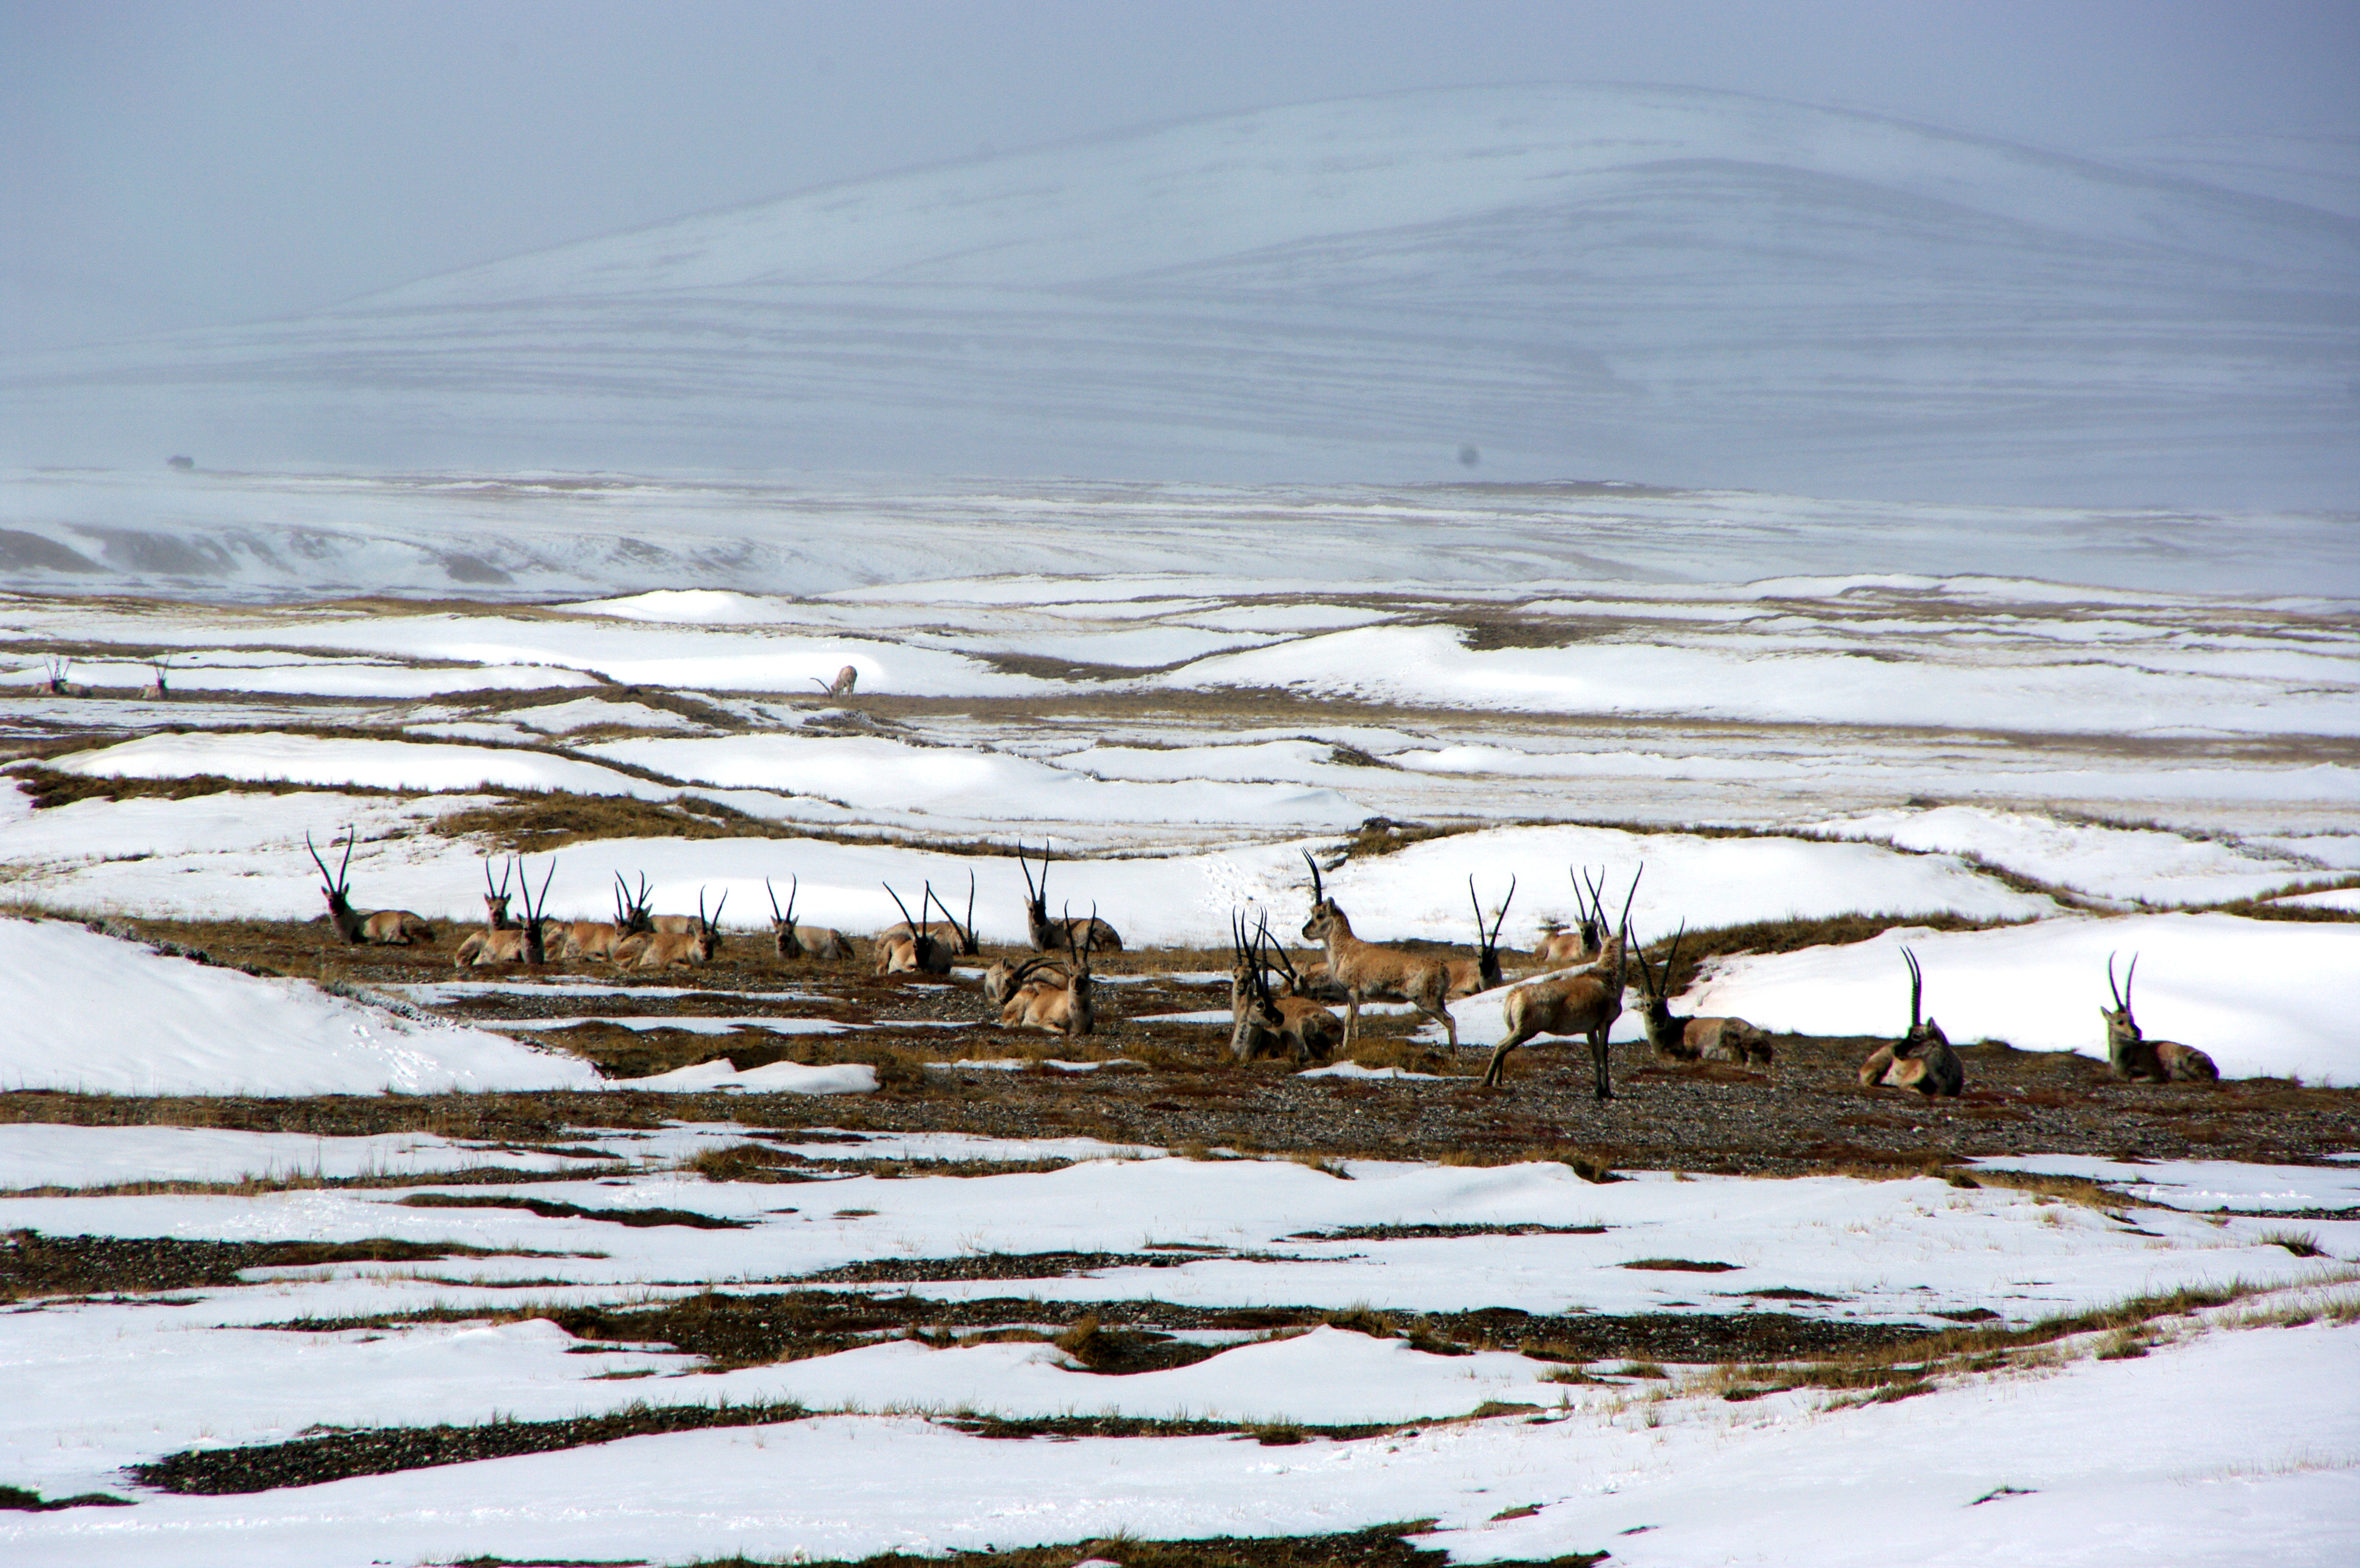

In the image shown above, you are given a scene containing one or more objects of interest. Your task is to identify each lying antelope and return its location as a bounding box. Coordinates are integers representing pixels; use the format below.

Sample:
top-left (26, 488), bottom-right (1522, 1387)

top-left (464, 859), bottom-right (558, 966)
top-left (560, 873), bottom-right (655, 962)
top-left (1481, 870), bottom-right (1639, 1094)
top-left (1444, 875), bottom-right (1516, 998)
top-left (43, 657), bottom-right (73, 696)
top-left (1000, 907), bottom-right (1098, 1035)
top-left (1017, 841), bottom-right (1123, 952)
top-left (615, 888), bottom-right (723, 969)
top-left (874, 883), bottom-right (956, 976)
top-left (767, 876), bottom-right (858, 961)
top-left (1858, 947), bottom-right (1964, 1095)
top-left (1229, 913), bottom-right (1340, 1066)
top-left (1632, 922), bottom-right (1774, 1066)
top-left (2102, 953), bottom-right (2219, 1084)
top-left (306, 830), bottom-right (436, 946)
top-left (1533, 867), bottom-right (1606, 968)
top-left (877, 870), bottom-right (980, 959)
top-left (453, 856), bottom-right (518, 965)
top-left (1299, 850), bottom-right (1457, 1052)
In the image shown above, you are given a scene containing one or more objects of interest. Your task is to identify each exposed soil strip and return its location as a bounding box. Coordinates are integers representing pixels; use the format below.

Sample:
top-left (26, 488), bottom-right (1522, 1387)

top-left (0, 1231), bottom-right (590, 1303)
top-left (395, 1194), bottom-right (748, 1230)
top-left (1288, 1223), bottom-right (1609, 1241)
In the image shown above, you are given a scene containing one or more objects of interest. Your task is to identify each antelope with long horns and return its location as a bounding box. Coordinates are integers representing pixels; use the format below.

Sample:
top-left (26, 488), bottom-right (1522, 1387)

top-left (1299, 850), bottom-right (1458, 1052)
top-left (1533, 867), bottom-right (1606, 968)
top-left (874, 883), bottom-right (957, 975)
top-left (560, 873), bottom-right (655, 962)
top-left (615, 888), bottom-right (722, 970)
top-left (453, 856), bottom-right (517, 965)
top-left (305, 830), bottom-right (436, 946)
top-left (878, 870), bottom-right (980, 959)
top-left (1858, 947), bottom-right (1964, 1095)
top-left (767, 876), bottom-right (858, 961)
top-left (1444, 875), bottom-right (1516, 998)
top-left (813, 665), bottom-right (858, 698)
top-left (1633, 922), bottom-right (1774, 1066)
top-left (1481, 869), bottom-right (1640, 1094)
top-left (464, 859), bottom-right (557, 966)
top-left (2102, 953), bottom-right (2219, 1084)
top-left (1230, 913), bottom-right (1340, 1066)
top-left (1001, 906), bottom-right (1098, 1035)
top-left (1016, 841), bottom-right (1123, 952)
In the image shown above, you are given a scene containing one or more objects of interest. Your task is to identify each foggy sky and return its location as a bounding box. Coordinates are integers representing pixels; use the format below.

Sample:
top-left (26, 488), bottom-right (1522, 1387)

top-left (4, 0), bottom-right (2357, 354)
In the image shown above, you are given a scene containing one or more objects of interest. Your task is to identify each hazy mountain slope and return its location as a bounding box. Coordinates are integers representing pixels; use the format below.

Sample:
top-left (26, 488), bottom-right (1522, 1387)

top-left (4, 86), bottom-right (2353, 505)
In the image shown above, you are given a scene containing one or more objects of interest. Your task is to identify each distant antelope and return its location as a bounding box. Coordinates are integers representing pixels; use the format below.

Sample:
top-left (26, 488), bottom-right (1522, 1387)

top-left (1632, 923), bottom-right (1774, 1066)
top-left (453, 856), bottom-right (518, 965)
top-left (1481, 870), bottom-right (1640, 1093)
top-left (1016, 841), bottom-right (1123, 952)
top-left (1858, 947), bottom-right (1964, 1095)
top-left (42, 657), bottom-right (72, 696)
top-left (813, 665), bottom-right (858, 698)
top-left (616, 888), bottom-right (722, 970)
top-left (767, 876), bottom-right (858, 961)
top-left (2102, 953), bottom-right (2219, 1084)
top-left (875, 883), bottom-right (956, 975)
top-left (462, 858), bottom-right (558, 966)
top-left (1444, 875), bottom-right (1516, 998)
top-left (305, 830), bottom-right (436, 946)
top-left (1534, 867), bottom-right (1606, 968)
top-left (1001, 906), bottom-right (1098, 1035)
top-left (1229, 912), bottom-right (1340, 1066)
top-left (560, 872), bottom-right (655, 961)
top-left (1299, 850), bottom-right (1458, 1052)
top-left (147, 657), bottom-right (172, 700)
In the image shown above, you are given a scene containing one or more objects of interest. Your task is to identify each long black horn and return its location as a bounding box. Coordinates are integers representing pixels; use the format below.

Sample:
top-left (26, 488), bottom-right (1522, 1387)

top-left (1903, 947), bottom-right (1922, 1030)
top-left (338, 830), bottom-right (354, 888)
top-left (766, 877), bottom-right (783, 924)
top-left (1302, 848), bottom-right (1324, 900)
top-left (2106, 952), bottom-right (2122, 1011)
top-left (2124, 953), bottom-right (2137, 1019)
top-left (1017, 843), bottom-right (1037, 904)
top-left (883, 882), bottom-right (918, 930)
top-left (964, 870), bottom-right (977, 951)
top-left (787, 873), bottom-right (798, 926)
top-left (305, 830), bottom-right (335, 888)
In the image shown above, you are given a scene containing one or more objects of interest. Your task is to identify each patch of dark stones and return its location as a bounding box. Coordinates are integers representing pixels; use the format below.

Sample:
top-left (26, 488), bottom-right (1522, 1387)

top-left (0, 1230), bottom-right (588, 1302)
top-left (396, 1194), bottom-right (749, 1229)
top-left (1288, 1223), bottom-right (1609, 1241)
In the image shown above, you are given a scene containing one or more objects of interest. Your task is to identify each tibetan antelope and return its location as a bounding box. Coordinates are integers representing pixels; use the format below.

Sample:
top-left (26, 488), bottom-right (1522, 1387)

top-left (1534, 866), bottom-right (1607, 968)
top-left (1000, 908), bottom-right (1098, 1035)
top-left (42, 657), bottom-right (73, 697)
top-left (615, 888), bottom-right (722, 969)
top-left (2102, 953), bottom-right (2220, 1084)
top-left (453, 856), bottom-right (518, 965)
top-left (147, 658), bottom-right (171, 700)
top-left (767, 876), bottom-right (858, 961)
top-left (1858, 947), bottom-right (1964, 1096)
top-left (1481, 870), bottom-right (1639, 1094)
top-left (1229, 913), bottom-right (1340, 1066)
top-left (560, 872), bottom-right (655, 961)
top-left (877, 870), bottom-right (980, 959)
top-left (305, 830), bottom-right (436, 946)
top-left (874, 883), bottom-right (956, 976)
top-left (1016, 841), bottom-right (1123, 952)
top-left (1633, 923), bottom-right (1774, 1066)
top-left (812, 665), bottom-right (859, 698)
top-left (1299, 850), bottom-right (1458, 1051)
top-left (1444, 875), bottom-right (1516, 998)
top-left (463, 859), bottom-right (558, 966)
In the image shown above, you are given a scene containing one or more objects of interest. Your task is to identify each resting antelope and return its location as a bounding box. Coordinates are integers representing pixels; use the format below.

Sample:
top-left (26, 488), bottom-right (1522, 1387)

top-left (877, 870), bottom-right (981, 959)
top-left (2102, 953), bottom-right (2219, 1084)
top-left (1000, 909), bottom-right (1098, 1035)
top-left (767, 876), bottom-right (858, 961)
top-left (464, 859), bottom-right (558, 966)
top-left (43, 657), bottom-right (73, 696)
top-left (560, 873), bottom-right (655, 961)
top-left (874, 883), bottom-right (957, 976)
top-left (1534, 867), bottom-right (1606, 968)
top-left (453, 856), bottom-right (519, 965)
top-left (615, 888), bottom-right (722, 970)
top-left (306, 830), bottom-right (436, 946)
top-left (1444, 876), bottom-right (1516, 998)
top-left (1229, 913), bottom-right (1340, 1066)
top-left (1481, 871), bottom-right (1639, 1093)
top-left (1858, 947), bottom-right (1964, 1095)
top-left (1633, 923), bottom-right (1774, 1066)
top-left (1299, 850), bottom-right (1457, 1052)
top-left (1016, 841), bottom-right (1123, 952)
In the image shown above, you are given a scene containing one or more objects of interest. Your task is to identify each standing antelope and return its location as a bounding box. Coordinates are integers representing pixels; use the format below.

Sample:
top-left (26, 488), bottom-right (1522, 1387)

top-left (1481, 871), bottom-right (1640, 1094)
top-left (1298, 850), bottom-right (1458, 1052)
top-left (2102, 953), bottom-right (2220, 1084)
top-left (616, 888), bottom-right (722, 970)
top-left (1000, 907), bottom-right (1097, 1035)
top-left (560, 873), bottom-right (655, 961)
top-left (813, 665), bottom-right (858, 698)
top-left (1632, 923), bottom-right (1774, 1066)
top-left (767, 876), bottom-right (858, 961)
top-left (1858, 947), bottom-right (1964, 1095)
top-left (305, 830), bottom-right (436, 946)
top-left (874, 883), bottom-right (956, 975)
top-left (464, 859), bottom-right (558, 966)
top-left (1444, 876), bottom-right (1516, 998)
top-left (1016, 842), bottom-right (1123, 952)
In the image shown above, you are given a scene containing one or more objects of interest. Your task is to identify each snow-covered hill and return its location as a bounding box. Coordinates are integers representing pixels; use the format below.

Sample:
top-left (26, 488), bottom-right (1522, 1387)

top-left (4, 86), bottom-right (2352, 505)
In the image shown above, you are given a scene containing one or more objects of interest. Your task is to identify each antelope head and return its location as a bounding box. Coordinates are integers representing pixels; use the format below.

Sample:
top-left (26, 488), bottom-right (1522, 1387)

top-left (515, 857), bottom-right (557, 964)
top-left (1470, 873), bottom-right (1515, 990)
top-left (481, 857), bottom-right (514, 929)
top-left (2102, 951), bottom-right (2143, 1049)
top-left (1896, 947), bottom-right (1947, 1056)
top-left (1299, 849), bottom-right (1339, 941)
top-left (698, 887), bottom-right (725, 961)
top-left (305, 830), bottom-right (357, 930)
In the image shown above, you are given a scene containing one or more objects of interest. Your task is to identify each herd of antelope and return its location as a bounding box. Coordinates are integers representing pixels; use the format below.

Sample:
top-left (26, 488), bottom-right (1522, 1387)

top-left (302, 829), bottom-right (2223, 1086)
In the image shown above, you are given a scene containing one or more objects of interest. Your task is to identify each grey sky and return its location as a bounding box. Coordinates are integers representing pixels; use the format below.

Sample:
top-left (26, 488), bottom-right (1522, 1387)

top-left (4, 0), bottom-right (2356, 352)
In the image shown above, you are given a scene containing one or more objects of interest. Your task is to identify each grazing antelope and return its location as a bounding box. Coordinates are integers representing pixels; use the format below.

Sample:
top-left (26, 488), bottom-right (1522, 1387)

top-left (1858, 948), bottom-right (1964, 1096)
top-left (813, 665), bottom-right (858, 698)
top-left (767, 876), bottom-right (858, 962)
top-left (616, 888), bottom-right (722, 969)
top-left (305, 830), bottom-right (436, 946)
top-left (1632, 923), bottom-right (1774, 1066)
top-left (1016, 841), bottom-right (1123, 952)
top-left (1000, 909), bottom-right (1098, 1035)
top-left (2102, 953), bottom-right (2220, 1084)
top-left (1444, 876), bottom-right (1516, 998)
top-left (1229, 913), bottom-right (1340, 1066)
top-left (874, 883), bottom-right (956, 976)
top-left (464, 859), bottom-right (558, 966)
top-left (560, 873), bottom-right (655, 962)
top-left (1533, 867), bottom-right (1606, 968)
top-left (1481, 871), bottom-right (1640, 1094)
top-left (1298, 850), bottom-right (1458, 1052)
